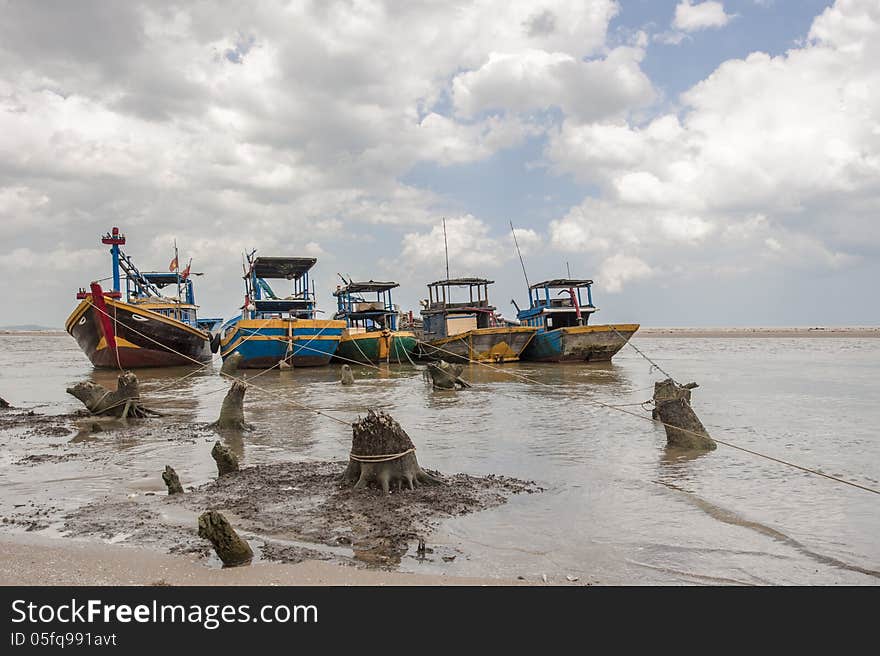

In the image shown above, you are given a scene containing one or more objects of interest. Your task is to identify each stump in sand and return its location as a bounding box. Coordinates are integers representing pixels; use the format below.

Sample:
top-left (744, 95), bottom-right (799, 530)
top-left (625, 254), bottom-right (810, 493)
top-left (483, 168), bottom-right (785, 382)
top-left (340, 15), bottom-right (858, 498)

top-left (197, 510), bottom-right (253, 566)
top-left (66, 371), bottom-right (159, 418)
top-left (340, 364), bottom-right (355, 385)
top-left (652, 379), bottom-right (715, 450)
top-left (162, 465), bottom-right (184, 495)
top-left (426, 360), bottom-right (471, 390)
top-left (209, 379), bottom-right (252, 431)
top-left (343, 410), bottom-right (442, 493)
top-left (220, 352), bottom-right (243, 377)
top-left (211, 441), bottom-right (240, 476)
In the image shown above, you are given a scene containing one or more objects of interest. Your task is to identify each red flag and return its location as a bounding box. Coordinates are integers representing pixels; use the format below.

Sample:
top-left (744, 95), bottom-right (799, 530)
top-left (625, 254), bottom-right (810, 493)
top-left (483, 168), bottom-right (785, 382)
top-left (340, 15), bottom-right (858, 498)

top-left (169, 256), bottom-right (178, 272)
top-left (181, 258), bottom-right (191, 280)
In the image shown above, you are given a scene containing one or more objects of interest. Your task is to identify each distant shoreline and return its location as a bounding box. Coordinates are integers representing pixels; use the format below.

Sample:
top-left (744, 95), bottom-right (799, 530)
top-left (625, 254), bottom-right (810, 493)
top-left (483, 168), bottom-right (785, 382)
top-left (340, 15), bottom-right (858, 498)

top-left (636, 327), bottom-right (880, 338)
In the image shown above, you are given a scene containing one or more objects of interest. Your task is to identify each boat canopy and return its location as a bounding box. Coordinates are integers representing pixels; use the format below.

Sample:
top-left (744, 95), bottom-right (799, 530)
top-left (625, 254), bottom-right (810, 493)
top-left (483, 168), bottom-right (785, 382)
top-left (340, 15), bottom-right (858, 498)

top-left (427, 277), bottom-right (494, 288)
top-left (141, 272), bottom-right (183, 288)
top-left (251, 257), bottom-right (316, 280)
top-left (333, 280), bottom-right (399, 295)
top-left (529, 278), bottom-right (593, 289)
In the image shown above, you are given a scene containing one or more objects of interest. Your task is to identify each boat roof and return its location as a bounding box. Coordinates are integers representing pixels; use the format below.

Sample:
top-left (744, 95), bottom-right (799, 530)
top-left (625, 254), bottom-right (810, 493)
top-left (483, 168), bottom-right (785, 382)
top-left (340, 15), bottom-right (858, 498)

top-left (529, 278), bottom-right (593, 289)
top-left (427, 277), bottom-right (494, 287)
top-left (142, 272), bottom-right (186, 287)
top-left (252, 257), bottom-right (316, 279)
top-left (334, 280), bottom-right (399, 294)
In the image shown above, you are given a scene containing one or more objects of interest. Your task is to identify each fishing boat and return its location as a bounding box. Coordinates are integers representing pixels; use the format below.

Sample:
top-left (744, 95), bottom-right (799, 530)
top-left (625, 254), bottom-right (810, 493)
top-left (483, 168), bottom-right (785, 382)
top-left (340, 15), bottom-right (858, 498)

top-left (417, 278), bottom-right (536, 363)
top-left (332, 280), bottom-right (417, 364)
top-left (218, 254), bottom-right (345, 368)
top-left (515, 279), bottom-right (639, 362)
top-left (65, 227), bottom-right (216, 368)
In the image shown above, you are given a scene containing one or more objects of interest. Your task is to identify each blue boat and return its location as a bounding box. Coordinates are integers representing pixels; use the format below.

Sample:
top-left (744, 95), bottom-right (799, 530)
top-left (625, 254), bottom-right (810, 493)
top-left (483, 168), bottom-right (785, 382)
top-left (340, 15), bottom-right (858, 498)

top-left (218, 254), bottom-right (345, 369)
top-left (515, 279), bottom-right (639, 363)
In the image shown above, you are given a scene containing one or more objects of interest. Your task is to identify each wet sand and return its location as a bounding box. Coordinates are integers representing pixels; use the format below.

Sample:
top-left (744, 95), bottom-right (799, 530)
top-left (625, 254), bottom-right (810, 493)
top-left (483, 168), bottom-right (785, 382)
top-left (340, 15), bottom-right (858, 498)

top-left (0, 533), bottom-right (532, 586)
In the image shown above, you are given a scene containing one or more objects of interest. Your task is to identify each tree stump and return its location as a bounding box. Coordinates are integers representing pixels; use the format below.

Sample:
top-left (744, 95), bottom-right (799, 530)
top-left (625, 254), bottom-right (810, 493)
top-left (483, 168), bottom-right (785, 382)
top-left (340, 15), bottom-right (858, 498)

top-left (210, 379), bottom-right (251, 431)
top-left (426, 360), bottom-right (471, 389)
top-left (340, 364), bottom-right (355, 385)
top-left (343, 410), bottom-right (442, 493)
top-left (220, 352), bottom-right (243, 377)
top-left (66, 372), bottom-right (159, 418)
top-left (653, 379), bottom-right (716, 450)
top-left (162, 465), bottom-right (184, 495)
top-left (0, 396), bottom-right (11, 410)
top-left (211, 441), bottom-right (240, 476)
top-left (197, 510), bottom-right (253, 567)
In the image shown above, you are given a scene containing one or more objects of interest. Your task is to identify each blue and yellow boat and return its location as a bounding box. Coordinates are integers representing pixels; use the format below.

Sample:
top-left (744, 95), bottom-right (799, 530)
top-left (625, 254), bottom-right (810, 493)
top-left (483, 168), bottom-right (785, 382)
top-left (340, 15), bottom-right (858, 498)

top-left (219, 255), bottom-right (345, 368)
top-left (332, 280), bottom-right (417, 364)
top-left (515, 279), bottom-right (639, 362)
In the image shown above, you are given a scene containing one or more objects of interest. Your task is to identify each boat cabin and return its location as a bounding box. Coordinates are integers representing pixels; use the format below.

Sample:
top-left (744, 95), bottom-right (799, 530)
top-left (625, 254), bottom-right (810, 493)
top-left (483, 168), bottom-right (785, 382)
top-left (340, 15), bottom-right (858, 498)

top-left (516, 279), bottom-right (597, 330)
top-left (244, 255), bottom-right (317, 319)
top-left (333, 281), bottom-right (400, 333)
top-left (421, 278), bottom-right (499, 340)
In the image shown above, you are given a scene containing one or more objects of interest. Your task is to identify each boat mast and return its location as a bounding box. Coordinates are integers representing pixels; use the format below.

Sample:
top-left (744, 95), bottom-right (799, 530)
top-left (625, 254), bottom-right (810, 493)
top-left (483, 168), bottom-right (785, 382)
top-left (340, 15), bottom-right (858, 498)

top-left (510, 221), bottom-right (530, 289)
top-left (442, 217), bottom-right (450, 281)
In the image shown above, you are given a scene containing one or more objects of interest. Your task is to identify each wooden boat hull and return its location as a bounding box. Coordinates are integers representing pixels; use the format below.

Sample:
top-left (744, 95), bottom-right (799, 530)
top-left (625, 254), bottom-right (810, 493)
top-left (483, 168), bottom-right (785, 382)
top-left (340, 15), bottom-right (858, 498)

top-left (219, 318), bottom-right (346, 368)
top-left (335, 331), bottom-right (417, 364)
top-left (65, 297), bottom-right (212, 369)
top-left (522, 323), bottom-right (640, 362)
top-left (418, 326), bottom-right (536, 363)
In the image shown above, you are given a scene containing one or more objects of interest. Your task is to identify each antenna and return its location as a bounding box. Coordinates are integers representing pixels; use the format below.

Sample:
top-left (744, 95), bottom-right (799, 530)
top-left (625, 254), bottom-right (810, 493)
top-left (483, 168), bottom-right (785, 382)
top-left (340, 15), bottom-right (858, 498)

top-left (510, 221), bottom-right (530, 288)
top-left (567, 261), bottom-right (572, 278)
top-left (442, 217), bottom-right (450, 281)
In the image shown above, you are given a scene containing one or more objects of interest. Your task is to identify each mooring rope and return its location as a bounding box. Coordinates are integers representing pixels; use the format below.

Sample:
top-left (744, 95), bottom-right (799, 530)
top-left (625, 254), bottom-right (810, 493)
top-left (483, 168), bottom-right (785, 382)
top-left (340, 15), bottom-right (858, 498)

top-left (608, 324), bottom-right (676, 382)
top-left (413, 338), bottom-right (880, 497)
top-left (349, 448), bottom-right (415, 463)
top-left (86, 301), bottom-right (880, 496)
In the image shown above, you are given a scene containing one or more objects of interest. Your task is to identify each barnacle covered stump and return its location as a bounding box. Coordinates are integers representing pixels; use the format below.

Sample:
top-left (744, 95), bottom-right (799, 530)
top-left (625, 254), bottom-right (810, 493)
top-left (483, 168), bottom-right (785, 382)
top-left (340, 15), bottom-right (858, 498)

top-left (66, 371), bottom-right (159, 418)
top-left (426, 360), bottom-right (470, 389)
top-left (162, 465), bottom-right (184, 495)
top-left (209, 379), bottom-right (251, 431)
top-left (343, 410), bottom-right (442, 493)
top-left (653, 378), bottom-right (716, 450)
top-left (197, 510), bottom-right (253, 566)
top-left (211, 441), bottom-right (240, 476)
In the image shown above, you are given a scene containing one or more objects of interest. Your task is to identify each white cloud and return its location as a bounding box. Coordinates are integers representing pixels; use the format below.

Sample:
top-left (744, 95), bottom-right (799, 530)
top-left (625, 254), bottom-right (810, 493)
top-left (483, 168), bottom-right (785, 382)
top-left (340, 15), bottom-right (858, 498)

top-left (543, 0), bottom-right (880, 293)
top-left (400, 215), bottom-right (513, 275)
top-left (673, 1), bottom-right (734, 32)
top-left (599, 254), bottom-right (655, 292)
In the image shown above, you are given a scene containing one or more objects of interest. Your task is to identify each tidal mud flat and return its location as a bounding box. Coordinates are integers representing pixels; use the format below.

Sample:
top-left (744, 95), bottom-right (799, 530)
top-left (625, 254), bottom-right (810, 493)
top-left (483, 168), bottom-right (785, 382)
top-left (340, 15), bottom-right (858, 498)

top-left (2, 332), bottom-right (879, 585)
top-left (1, 405), bottom-right (540, 571)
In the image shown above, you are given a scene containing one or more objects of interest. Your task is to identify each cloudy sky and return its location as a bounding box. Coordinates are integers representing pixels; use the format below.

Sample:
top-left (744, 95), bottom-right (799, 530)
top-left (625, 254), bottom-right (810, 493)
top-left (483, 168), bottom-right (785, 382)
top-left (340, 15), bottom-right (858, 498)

top-left (1, 0), bottom-right (878, 327)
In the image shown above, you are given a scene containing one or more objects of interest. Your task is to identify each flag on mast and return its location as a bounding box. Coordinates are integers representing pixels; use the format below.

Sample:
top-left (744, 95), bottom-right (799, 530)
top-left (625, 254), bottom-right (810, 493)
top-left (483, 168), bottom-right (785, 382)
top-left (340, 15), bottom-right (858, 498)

top-left (169, 256), bottom-right (178, 272)
top-left (181, 258), bottom-right (192, 280)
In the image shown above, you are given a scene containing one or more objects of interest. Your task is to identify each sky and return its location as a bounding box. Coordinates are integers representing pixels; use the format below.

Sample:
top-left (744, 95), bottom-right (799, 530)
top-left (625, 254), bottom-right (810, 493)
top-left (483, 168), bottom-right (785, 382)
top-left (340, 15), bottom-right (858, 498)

top-left (1, 0), bottom-right (878, 328)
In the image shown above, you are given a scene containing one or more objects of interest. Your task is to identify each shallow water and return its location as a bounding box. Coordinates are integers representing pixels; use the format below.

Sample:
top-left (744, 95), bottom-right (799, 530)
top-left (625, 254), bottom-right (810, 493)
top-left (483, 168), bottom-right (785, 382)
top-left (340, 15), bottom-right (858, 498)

top-left (1, 333), bottom-right (878, 584)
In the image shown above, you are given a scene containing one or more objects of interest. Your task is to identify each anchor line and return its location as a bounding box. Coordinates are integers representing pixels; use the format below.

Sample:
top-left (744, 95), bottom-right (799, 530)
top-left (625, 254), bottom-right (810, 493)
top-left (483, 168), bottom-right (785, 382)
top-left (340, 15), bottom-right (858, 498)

top-left (412, 338), bottom-right (880, 497)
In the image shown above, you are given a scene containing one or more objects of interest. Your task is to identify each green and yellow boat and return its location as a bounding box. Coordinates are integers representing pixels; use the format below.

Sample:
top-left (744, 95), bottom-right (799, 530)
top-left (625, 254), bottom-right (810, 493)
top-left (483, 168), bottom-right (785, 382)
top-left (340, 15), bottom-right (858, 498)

top-left (333, 280), bottom-right (417, 364)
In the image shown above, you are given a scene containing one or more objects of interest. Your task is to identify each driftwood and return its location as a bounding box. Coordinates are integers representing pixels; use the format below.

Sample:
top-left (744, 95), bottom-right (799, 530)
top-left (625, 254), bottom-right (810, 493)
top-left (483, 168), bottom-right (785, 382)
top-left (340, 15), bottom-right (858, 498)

top-left (209, 379), bottom-right (251, 431)
top-left (653, 379), bottom-right (716, 450)
top-left (343, 410), bottom-right (442, 493)
top-left (211, 441), bottom-right (240, 476)
top-left (162, 465), bottom-right (184, 495)
top-left (220, 352), bottom-right (243, 377)
top-left (426, 360), bottom-right (471, 389)
top-left (340, 364), bottom-right (355, 385)
top-left (197, 510), bottom-right (253, 566)
top-left (66, 372), bottom-right (159, 418)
